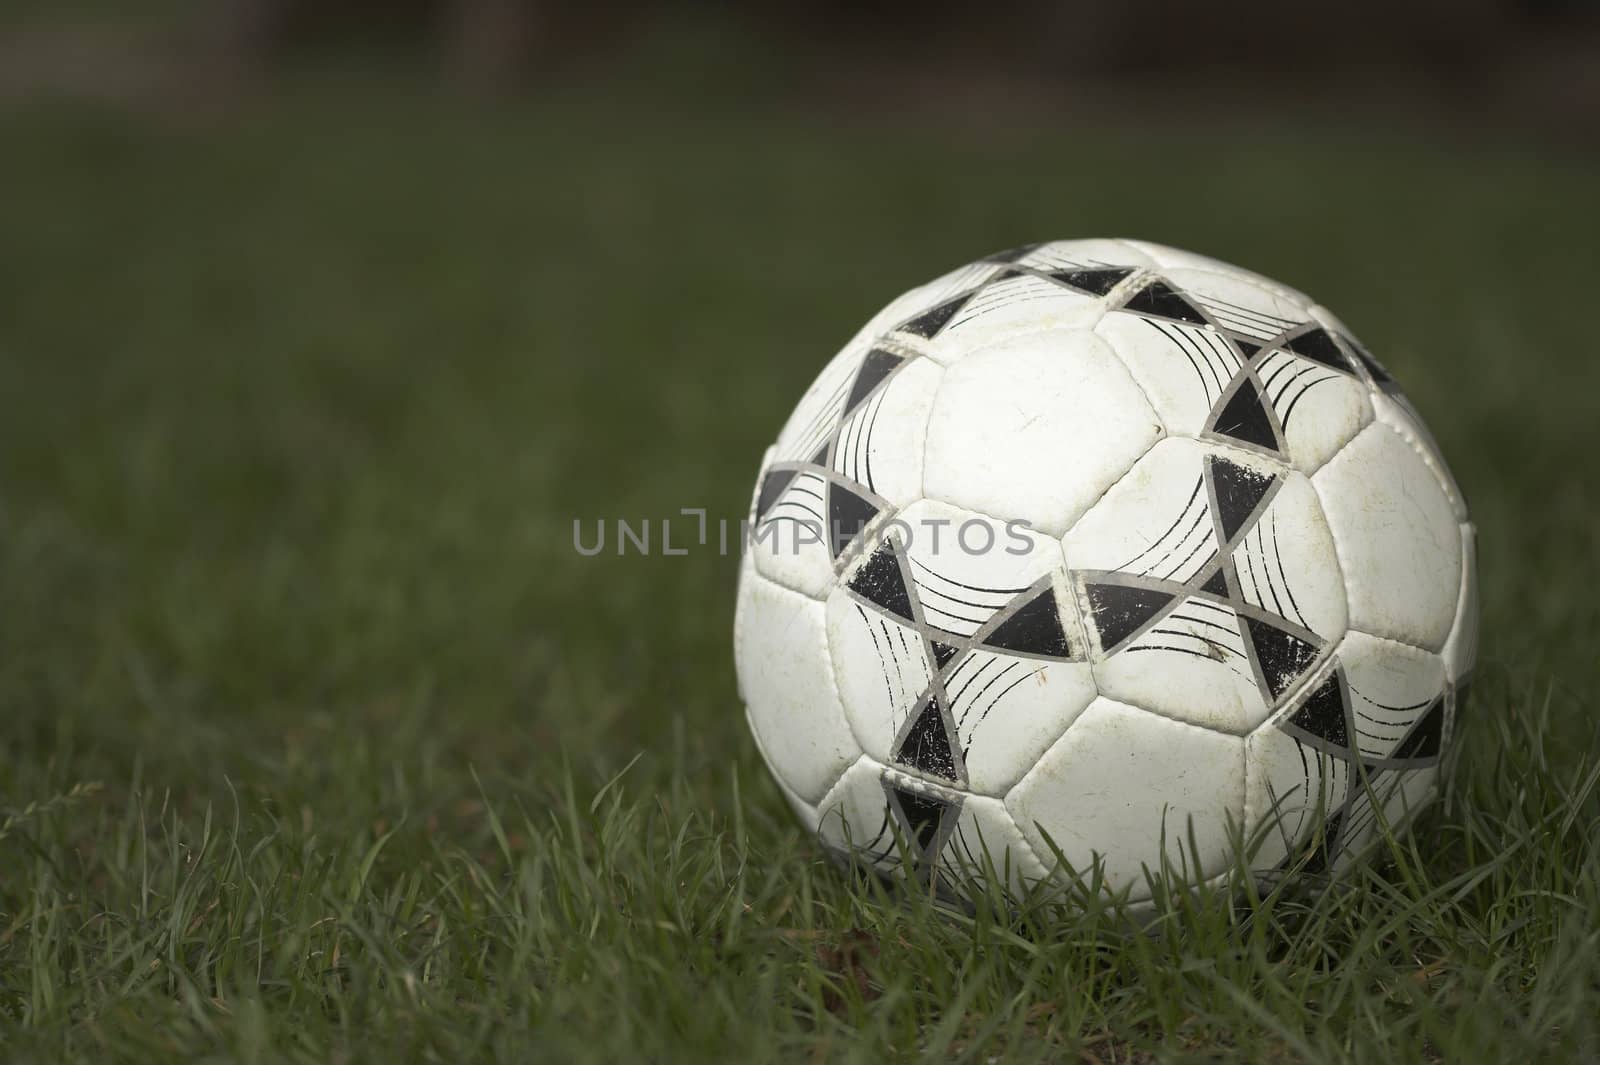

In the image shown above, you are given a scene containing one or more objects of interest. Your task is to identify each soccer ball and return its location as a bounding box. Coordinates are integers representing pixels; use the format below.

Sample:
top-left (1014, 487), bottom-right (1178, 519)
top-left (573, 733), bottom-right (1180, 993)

top-left (734, 239), bottom-right (1477, 906)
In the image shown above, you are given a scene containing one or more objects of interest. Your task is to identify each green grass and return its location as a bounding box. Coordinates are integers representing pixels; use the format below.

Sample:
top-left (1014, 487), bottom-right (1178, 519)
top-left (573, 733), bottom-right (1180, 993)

top-left (1, 67), bottom-right (1599, 1063)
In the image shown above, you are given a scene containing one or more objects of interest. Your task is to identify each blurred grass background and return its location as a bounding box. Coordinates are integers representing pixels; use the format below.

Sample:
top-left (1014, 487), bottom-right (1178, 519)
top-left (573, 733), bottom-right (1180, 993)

top-left (1, 4), bottom-right (1599, 1062)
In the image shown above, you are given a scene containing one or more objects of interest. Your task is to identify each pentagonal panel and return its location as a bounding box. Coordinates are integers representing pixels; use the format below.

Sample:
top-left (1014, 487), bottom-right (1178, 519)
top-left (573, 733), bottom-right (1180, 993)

top-left (751, 350), bottom-right (942, 599)
top-left (1006, 697), bottom-right (1246, 900)
top-left (923, 328), bottom-right (1161, 537)
top-left (1441, 523), bottom-right (1480, 685)
top-left (734, 561), bottom-right (861, 804)
top-left (1313, 423), bottom-right (1462, 652)
top-left (1064, 437), bottom-right (1346, 733)
top-left (826, 499), bottom-right (1092, 795)
top-left (816, 757), bottom-right (1051, 897)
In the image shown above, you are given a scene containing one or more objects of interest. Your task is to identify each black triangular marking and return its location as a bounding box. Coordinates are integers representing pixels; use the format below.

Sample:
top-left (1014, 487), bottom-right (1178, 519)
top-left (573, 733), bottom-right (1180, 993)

top-left (983, 588), bottom-right (1071, 658)
top-left (1123, 279), bottom-right (1209, 325)
top-left (1050, 267), bottom-right (1134, 296)
top-left (1200, 569), bottom-right (1230, 597)
top-left (844, 347), bottom-right (904, 413)
top-left (1393, 696), bottom-right (1445, 759)
top-left (1209, 457), bottom-right (1277, 543)
top-left (1211, 380), bottom-right (1280, 452)
top-left (1301, 808), bottom-right (1345, 874)
top-left (827, 482), bottom-right (878, 560)
top-left (810, 442), bottom-right (830, 467)
top-left (846, 542), bottom-right (914, 621)
top-left (896, 697), bottom-right (958, 780)
top-left (1289, 672), bottom-right (1348, 748)
top-left (931, 641), bottom-right (960, 670)
top-left (755, 468), bottom-right (799, 521)
top-left (984, 243), bottom-right (1042, 263)
top-left (1234, 338), bottom-right (1262, 359)
top-left (991, 267), bottom-right (1025, 282)
top-left (898, 294), bottom-right (971, 338)
top-left (1246, 616), bottom-right (1321, 702)
top-left (1085, 583), bottom-right (1176, 653)
top-left (891, 786), bottom-right (949, 853)
top-left (1285, 328), bottom-right (1354, 373)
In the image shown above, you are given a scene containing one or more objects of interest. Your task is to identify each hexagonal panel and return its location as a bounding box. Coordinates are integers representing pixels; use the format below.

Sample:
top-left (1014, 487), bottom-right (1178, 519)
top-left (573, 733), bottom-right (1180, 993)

top-left (1259, 346), bottom-right (1373, 474)
top-left (747, 466), bottom-right (837, 600)
top-left (1243, 715), bottom-right (1353, 871)
top-left (827, 585), bottom-right (935, 769)
top-left (859, 247), bottom-right (1148, 366)
top-left (1247, 744), bottom-right (1439, 877)
top-left (1064, 438), bottom-right (1346, 734)
top-left (921, 274), bottom-right (1105, 363)
top-left (734, 560), bottom-right (861, 804)
top-left (825, 355), bottom-right (942, 510)
top-left (1094, 313), bottom-right (1236, 440)
top-left (1157, 267), bottom-right (1312, 341)
top-left (1313, 423), bottom-right (1462, 652)
top-left (859, 260), bottom-right (1004, 348)
top-left (1095, 280), bottom-right (1371, 475)
top-left (923, 327), bottom-right (1162, 537)
top-left (747, 716), bottom-right (823, 835)
top-left (1062, 438), bottom-right (1223, 585)
top-left (826, 500), bottom-right (1092, 795)
top-left (1245, 630), bottom-right (1448, 874)
top-left (1307, 304), bottom-right (1404, 395)
top-left (935, 790), bottom-right (1053, 899)
top-left (771, 335), bottom-right (870, 465)
top-left (889, 498), bottom-right (1066, 638)
top-left (1008, 238), bottom-right (1158, 273)
top-left (1006, 697), bottom-right (1246, 900)
top-left (1116, 242), bottom-right (1315, 305)
top-left (1330, 765), bottom-right (1439, 872)
top-left (941, 647), bottom-right (1097, 796)
top-left (1337, 631), bottom-right (1447, 761)
top-left (816, 757), bottom-right (1051, 897)
top-left (743, 444), bottom-right (776, 527)
top-left (751, 352), bottom-right (941, 599)
top-left (815, 755), bottom-right (902, 875)
top-left (1371, 391), bottom-right (1469, 522)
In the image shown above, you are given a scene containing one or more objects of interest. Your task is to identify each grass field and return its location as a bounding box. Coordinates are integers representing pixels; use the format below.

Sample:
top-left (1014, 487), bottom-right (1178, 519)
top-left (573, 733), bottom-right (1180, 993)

top-left (2, 64), bottom-right (1599, 1063)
